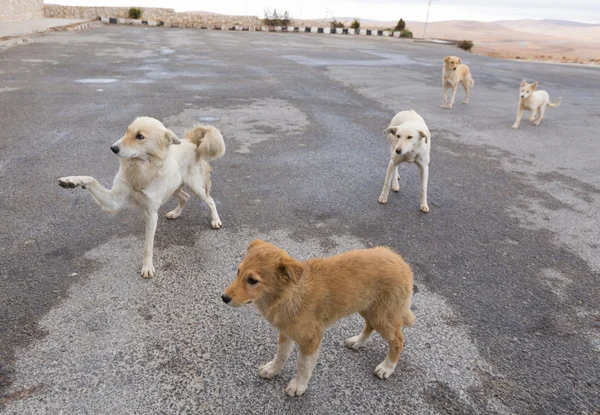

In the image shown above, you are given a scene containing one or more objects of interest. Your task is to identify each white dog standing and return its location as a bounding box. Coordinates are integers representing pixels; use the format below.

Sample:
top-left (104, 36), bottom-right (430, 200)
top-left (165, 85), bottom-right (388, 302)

top-left (378, 110), bottom-right (431, 213)
top-left (512, 80), bottom-right (561, 129)
top-left (59, 117), bottom-right (225, 278)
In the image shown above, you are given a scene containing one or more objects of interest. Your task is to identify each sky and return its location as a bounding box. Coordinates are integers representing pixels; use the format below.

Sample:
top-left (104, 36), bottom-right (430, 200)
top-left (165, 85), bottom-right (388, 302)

top-left (54, 0), bottom-right (600, 23)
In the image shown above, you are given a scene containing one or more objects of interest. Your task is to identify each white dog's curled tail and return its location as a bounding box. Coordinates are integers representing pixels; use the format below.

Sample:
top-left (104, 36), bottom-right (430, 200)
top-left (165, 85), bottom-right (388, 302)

top-left (548, 97), bottom-right (561, 108)
top-left (185, 125), bottom-right (226, 160)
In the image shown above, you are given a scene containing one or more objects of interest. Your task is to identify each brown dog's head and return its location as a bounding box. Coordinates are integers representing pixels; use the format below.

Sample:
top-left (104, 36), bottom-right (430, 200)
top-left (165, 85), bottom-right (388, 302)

top-left (222, 240), bottom-right (303, 307)
top-left (110, 117), bottom-right (180, 160)
top-left (444, 55), bottom-right (461, 71)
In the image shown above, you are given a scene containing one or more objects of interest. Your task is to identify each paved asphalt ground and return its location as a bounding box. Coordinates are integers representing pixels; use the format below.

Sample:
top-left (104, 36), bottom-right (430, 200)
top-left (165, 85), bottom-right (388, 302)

top-left (0, 26), bottom-right (599, 414)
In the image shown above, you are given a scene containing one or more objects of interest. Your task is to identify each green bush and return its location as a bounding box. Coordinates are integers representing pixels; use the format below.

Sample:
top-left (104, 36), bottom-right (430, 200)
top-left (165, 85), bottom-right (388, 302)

top-left (128, 7), bottom-right (142, 20)
top-left (457, 40), bottom-right (474, 52)
top-left (263, 9), bottom-right (291, 26)
top-left (400, 29), bottom-right (413, 38)
top-left (350, 19), bottom-right (360, 29)
top-left (394, 18), bottom-right (406, 31)
top-left (330, 19), bottom-right (345, 29)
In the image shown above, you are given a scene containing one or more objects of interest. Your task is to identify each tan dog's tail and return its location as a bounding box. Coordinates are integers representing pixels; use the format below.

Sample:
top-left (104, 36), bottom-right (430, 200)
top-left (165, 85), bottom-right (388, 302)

top-left (403, 309), bottom-right (415, 327)
top-left (185, 125), bottom-right (226, 160)
top-left (548, 97), bottom-right (561, 108)
top-left (469, 77), bottom-right (475, 87)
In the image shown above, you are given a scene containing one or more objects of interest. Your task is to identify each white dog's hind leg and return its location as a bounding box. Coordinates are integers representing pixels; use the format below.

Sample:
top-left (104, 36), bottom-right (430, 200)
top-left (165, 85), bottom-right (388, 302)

top-left (141, 211), bottom-right (158, 279)
top-left (187, 181), bottom-right (222, 229)
top-left (534, 104), bottom-right (546, 126)
top-left (165, 187), bottom-right (190, 219)
top-left (58, 176), bottom-right (127, 213)
top-left (417, 161), bottom-right (429, 213)
top-left (528, 108), bottom-right (537, 122)
top-left (379, 160), bottom-right (398, 204)
top-left (259, 333), bottom-right (294, 379)
top-left (392, 166), bottom-right (400, 192)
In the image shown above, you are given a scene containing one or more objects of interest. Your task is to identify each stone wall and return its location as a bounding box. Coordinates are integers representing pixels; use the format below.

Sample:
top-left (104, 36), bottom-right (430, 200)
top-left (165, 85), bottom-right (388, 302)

top-left (42, 5), bottom-right (388, 29)
top-left (1, 0), bottom-right (44, 21)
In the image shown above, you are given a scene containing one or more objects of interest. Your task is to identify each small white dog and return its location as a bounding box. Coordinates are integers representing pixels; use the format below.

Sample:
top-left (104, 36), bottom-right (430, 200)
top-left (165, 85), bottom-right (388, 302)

top-left (59, 117), bottom-right (225, 278)
top-left (378, 110), bottom-right (431, 213)
top-left (512, 80), bottom-right (561, 129)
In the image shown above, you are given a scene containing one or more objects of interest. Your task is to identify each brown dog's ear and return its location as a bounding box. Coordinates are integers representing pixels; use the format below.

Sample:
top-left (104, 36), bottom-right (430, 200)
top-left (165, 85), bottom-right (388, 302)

top-left (444, 56), bottom-right (451, 63)
top-left (384, 127), bottom-right (397, 136)
top-left (457, 57), bottom-right (462, 64)
top-left (520, 79), bottom-right (527, 87)
top-left (164, 129), bottom-right (181, 145)
top-left (419, 130), bottom-right (429, 144)
top-left (247, 239), bottom-right (268, 251)
top-left (278, 255), bottom-right (303, 284)
top-left (530, 81), bottom-right (538, 91)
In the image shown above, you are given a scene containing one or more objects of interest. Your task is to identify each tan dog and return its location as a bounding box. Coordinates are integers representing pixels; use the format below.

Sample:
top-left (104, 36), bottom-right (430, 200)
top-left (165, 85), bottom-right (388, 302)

top-left (442, 55), bottom-right (474, 109)
top-left (222, 240), bottom-right (415, 397)
top-left (511, 80), bottom-right (561, 129)
top-left (59, 117), bottom-right (225, 278)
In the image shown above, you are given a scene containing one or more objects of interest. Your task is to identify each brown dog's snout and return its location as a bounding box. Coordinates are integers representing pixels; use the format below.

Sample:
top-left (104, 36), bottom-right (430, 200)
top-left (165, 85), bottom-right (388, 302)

top-left (221, 294), bottom-right (231, 304)
top-left (110, 145), bottom-right (120, 154)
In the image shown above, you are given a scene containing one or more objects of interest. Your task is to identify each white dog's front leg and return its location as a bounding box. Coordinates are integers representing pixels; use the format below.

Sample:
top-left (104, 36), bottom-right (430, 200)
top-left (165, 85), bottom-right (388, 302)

top-left (442, 86), bottom-right (448, 108)
top-left (512, 104), bottom-right (524, 129)
top-left (392, 165), bottom-right (400, 192)
top-left (141, 211), bottom-right (158, 278)
top-left (379, 160), bottom-right (398, 204)
top-left (259, 333), bottom-right (294, 379)
top-left (448, 85), bottom-right (458, 109)
top-left (58, 176), bottom-right (127, 213)
top-left (285, 352), bottom-right (318, 397)
top-left (418, 162), bottom-right (429, 213)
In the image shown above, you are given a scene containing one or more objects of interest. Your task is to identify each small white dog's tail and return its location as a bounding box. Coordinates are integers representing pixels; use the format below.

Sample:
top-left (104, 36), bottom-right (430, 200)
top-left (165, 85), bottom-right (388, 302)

top-left (185, 125), bottom-right (226, 160)
top-left (548, 97), bottom-right (561, 108)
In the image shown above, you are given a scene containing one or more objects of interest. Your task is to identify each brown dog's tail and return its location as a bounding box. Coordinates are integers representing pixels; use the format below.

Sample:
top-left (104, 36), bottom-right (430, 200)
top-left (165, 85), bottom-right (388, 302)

top-left (184, 125), bottom-right (226, 160)
top-left (548, 97), bottom-right (561, 108)
top-left (469, 77), bottom-right (475, 87)
top-left (403, 309), bottom-right (416, 327)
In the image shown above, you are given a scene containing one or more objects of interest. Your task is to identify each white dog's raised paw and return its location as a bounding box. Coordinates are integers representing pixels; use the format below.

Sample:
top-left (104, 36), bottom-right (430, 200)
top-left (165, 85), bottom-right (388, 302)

top-left (441, 104), bottom-right (447, 109)
top-left (511, 124), bottom-right (519, 130)
top-left (141, 263), bottom-right (155, 279)
top-left (58, 176), bottom-right (91, 189)
top-left (374, 359), bottom-right (397, 380)
top-left (420, 204), bottom-right (430, 213)
top-left (345, 335), bottom-right (367, 350)
top-left (211, 219), bottom-right (222, 229)
top-left (378, 195), bottom-right (388, 204)
top-left (285, 378), bottom-right (307, 397)
top-left (259, 361), bottom-right (282, 379)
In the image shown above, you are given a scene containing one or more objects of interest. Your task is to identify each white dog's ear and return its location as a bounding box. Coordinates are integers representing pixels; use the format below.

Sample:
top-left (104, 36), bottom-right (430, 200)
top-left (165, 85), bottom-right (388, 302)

top-left (384, 127), bottom-right (397, 136)
top-left (419, 130), bottom-right (429, 144)
top-left (164, 129), bottom-right (181, 145)
top-left (520, 79), bottom-right (527, 87)
top-left (444, 56), bottom-right (451, 63)
top-left (530, 81), bottom-right (538, 91)
top-left (457, 58), bottom-right (462, 64)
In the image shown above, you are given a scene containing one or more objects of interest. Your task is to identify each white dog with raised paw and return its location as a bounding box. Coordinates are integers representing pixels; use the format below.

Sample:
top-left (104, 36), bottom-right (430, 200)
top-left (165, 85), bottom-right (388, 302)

top-left (59, 117), bottom-right (225, 278)
top-left (379, 109), bottom-right (431, 213)
top-left (512, 80), bottom-right (561, 129)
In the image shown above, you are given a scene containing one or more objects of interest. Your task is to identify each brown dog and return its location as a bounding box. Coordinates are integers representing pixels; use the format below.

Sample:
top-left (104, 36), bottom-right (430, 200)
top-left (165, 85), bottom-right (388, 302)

top-left (222, 240), bottom-right (415, 397)
top-left (442, 55), bottom-right (475, 109)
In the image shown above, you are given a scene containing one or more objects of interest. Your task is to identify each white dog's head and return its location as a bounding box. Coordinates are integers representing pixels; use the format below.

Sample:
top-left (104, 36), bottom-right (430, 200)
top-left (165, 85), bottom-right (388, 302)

top-left (519, 80), bottom-right (538, 99)
top-left (110, 117), bottom-right (180, 159)
top-left (384, 124), bottom-right (428, 156)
